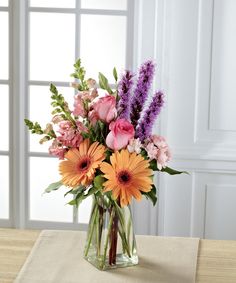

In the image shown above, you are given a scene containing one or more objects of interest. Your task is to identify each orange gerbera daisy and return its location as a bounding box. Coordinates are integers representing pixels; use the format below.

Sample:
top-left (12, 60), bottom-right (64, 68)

top-left (59, 139), bottom-right (106, 187)
top-left (100, 149), bottom-right (153, 207)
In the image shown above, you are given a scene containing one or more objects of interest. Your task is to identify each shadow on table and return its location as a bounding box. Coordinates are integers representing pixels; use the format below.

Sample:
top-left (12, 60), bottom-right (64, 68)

top-left (107, 256), bottom-right (191, 283)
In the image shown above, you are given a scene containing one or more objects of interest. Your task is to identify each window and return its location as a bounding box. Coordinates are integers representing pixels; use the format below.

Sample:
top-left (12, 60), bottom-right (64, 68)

top-left (0, 0), bottom-right (9, 223)
top-left (0, 0), bottom-right (134, 229)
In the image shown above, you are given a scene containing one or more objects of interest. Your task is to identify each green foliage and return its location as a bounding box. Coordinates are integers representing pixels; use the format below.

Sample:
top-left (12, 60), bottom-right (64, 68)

top-left (113, 67), bottom-right (118, 82)
top-left (162, 166), bottom-right (189, 175)
top-left (50, 83), bottom-right (76, 126)
top-left (24, 119), bottom-right (44, 135)
top-left (142, 185), bottom-right (158, 206)
top-left (149, 159), bottom-right (188, 175)
top-left (44, 181), bottom-right (63, 194)
top-left (88, 121), bottom-right (107, 144)
top-left (70, 59), bottom-right (88, 91)
top-left (93, 175), bottom-right (105, 190)
top-left (98, 72), bottom-right (113, 94)
top-left (67, 186), bottom-right (100, 207)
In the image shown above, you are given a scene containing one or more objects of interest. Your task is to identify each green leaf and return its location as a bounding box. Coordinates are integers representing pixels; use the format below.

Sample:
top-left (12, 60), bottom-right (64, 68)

top-left (67, 199), bottom-right (77, 206)
top-left (161, 166), bottom-right (189, 175)
top-left (142, 185), bottom-right (158, 206)
top-left (64, 189), bottom-right (73, 197)
top-left (149, 159), bottom-right (158, 170)
top-left (149, 160), bottom-right (188, 175)
top-left (44, 181), bottom-right (63, 194)
top-left (98, 72), bottom-right (113, 94)
top-left (93, 175), bottom-right (105, 190)
top-left (113, 67), bottom-right (118, 82)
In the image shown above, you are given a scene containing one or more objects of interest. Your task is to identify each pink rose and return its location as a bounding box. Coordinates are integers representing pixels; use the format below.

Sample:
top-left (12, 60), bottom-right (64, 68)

top-left (93, 95), bottom-right (117, 123)
top-left (106, 119), bottom-right (135, 150)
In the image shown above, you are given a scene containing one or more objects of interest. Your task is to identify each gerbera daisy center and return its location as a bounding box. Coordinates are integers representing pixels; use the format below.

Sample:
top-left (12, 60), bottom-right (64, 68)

top-left (117, 170), bottom-right (132, 184)
top-left (77, 157), bottom-right (91, 172)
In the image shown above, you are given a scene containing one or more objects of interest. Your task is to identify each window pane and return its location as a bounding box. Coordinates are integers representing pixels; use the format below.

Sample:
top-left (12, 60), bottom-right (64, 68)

top-left (30, 157), bottom-right (73, 222)
top-left (29, 85), bottom-right (74, 152)
top-left (30, 13), bottom-right (75, 81)
top-left (0, 0), bottom-right (8, 7)
top-left (0, 156), bottom-right (9, 219)
top-left (30, 0), bottom-right (75, 8)
top-left (0, 85), bottom-right (8, 150)
top-left (80, 15), bottom-right (126, 83)
top-left (0, 12), bottom-right (8, 79)
top-left (78, 197), bottom-right (92, 224)
top-left (81, 0), bottom-right (127, 10)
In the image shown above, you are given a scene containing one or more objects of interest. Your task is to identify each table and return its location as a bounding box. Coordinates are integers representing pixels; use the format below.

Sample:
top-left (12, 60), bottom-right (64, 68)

top-left (0, 229), bottom-right (236, 283)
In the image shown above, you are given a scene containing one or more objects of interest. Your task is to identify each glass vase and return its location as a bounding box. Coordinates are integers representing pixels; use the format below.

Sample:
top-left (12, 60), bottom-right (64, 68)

top-left (84, 194), bottom-right (138, 270)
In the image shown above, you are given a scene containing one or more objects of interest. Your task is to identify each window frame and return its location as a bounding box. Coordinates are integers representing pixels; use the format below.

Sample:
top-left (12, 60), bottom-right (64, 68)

top-left (0, 1), bottom-right (11, 227)
top-left (0, 0), bottom-right (135, 229)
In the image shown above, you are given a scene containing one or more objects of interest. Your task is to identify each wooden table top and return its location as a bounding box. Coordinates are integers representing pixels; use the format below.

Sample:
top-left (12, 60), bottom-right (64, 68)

top-left (0, 229), bottom-right (236, 283)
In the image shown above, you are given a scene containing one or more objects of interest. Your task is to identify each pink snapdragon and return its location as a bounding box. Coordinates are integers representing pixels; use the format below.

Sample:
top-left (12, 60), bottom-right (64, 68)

top-left (49, 140), bottom-right (66, 160)
top-left (145, 135), bottom-right (171, 170)
top-left (88, 109), bottom-right (99, 126)
top-left (76, 121), bottom-right (88, 133)
top-left (73, 95), bottom-right (86, 117)
top-left (73, 89), bottom-right (98, 117)
top-left (52, 115), bottom-right (64, 124)
top-left (57, 120), bottom-right (83, 148)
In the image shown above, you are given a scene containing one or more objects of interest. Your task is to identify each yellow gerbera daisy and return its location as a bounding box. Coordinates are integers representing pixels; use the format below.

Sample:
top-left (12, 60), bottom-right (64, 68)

top-left (100, 149), bottom-right (153, 207)
top-left (59, 139), bottom-right (106, 187)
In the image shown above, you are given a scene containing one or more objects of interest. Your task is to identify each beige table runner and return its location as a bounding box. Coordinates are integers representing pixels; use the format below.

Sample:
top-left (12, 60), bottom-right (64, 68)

top-left (14, 230), bottom-right (199, 283)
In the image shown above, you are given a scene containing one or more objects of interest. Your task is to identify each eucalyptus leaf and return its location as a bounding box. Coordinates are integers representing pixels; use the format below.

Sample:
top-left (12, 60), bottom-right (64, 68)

top-left (44, 181), bottom-right (62, 194)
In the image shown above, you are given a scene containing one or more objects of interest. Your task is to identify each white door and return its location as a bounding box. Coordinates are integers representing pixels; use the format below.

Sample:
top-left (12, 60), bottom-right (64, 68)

top-left (156, 0), bottom-right (236, 240)
top-left (132, 0), bottom-right (236, 240)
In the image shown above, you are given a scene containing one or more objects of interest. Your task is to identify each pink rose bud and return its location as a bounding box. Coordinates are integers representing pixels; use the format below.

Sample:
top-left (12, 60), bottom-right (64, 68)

top-left (106, 119), bottom-right (135, 150)
top-left (93, 95), bottom-right (117, 123)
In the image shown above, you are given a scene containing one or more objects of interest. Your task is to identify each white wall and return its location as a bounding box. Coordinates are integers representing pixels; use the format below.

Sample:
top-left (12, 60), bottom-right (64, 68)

top-left (133, 0), bottom-right (236, 240)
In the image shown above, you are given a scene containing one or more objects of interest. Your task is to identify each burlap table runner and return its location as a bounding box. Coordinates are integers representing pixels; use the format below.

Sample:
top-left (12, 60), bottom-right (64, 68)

top-left (14, 230), bottom-right (199, 283)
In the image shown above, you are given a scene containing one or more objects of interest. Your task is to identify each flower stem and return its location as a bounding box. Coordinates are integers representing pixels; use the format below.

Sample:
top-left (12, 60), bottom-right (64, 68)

top-left (101, 208), bottom-right (115, 269)
top-left (84, 204), bottom-right (98, 257)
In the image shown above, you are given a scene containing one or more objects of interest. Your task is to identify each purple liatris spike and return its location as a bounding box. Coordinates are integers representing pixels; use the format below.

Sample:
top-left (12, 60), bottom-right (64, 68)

top-left (118, 70), bottom-right (134, 120)
top-left (130, 60), bottom-right (155, 128)
top-left (136, 91), bottom-right (164, 142)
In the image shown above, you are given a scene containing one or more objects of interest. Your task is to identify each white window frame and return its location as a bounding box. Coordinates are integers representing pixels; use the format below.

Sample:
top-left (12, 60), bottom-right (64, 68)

top-left (1, 0), bottom-right (136, 230)
top-left (1, 0), bottom-right (164, 235)
top-left (0, 2), bottom-right (11, 227)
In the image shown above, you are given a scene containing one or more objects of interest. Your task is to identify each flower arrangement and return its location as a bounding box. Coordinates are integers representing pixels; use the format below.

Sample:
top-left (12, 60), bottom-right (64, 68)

top-left (25, 59), bottom-right (184, 270)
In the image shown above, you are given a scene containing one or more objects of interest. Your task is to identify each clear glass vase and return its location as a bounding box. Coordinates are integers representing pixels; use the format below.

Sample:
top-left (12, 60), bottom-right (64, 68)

top-left (84, 194), bottom-right (138, 270)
